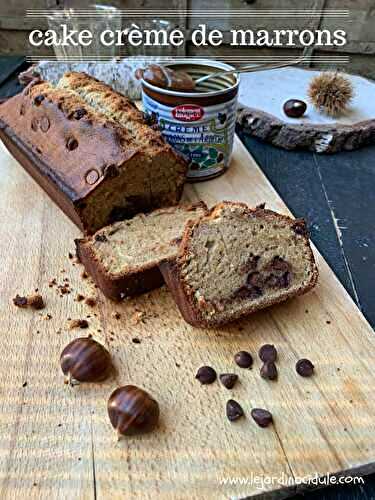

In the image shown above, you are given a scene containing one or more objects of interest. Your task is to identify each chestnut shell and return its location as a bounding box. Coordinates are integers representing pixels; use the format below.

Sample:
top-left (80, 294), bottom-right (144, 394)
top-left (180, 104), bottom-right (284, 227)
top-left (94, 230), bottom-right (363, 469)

top-left (283, 99), bottom-right (307, 118)
top-left (108, 385), bottom-right (160, 436)
top-left (60, 337), bottom-right (112, 383)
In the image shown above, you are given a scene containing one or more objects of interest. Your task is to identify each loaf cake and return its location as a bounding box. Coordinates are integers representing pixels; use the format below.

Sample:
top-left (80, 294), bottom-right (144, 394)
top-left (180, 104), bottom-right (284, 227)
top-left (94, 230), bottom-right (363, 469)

top-left (0, 74), bottom-right (187, 234)
top-left (159, 202), bottom-right (318, 327)
top-left (76, 202), bottom-right (208, 300)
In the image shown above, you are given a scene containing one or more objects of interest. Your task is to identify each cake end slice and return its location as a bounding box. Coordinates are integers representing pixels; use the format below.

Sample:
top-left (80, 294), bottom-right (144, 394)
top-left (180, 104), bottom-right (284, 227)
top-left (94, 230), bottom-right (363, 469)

top-left (76, 202), bottom-right (208, 301)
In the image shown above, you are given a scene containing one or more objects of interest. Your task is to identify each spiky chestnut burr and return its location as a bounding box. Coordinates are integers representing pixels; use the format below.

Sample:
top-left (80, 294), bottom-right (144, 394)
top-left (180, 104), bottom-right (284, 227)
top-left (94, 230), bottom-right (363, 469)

top-left (308, 72), bottom-right (354, 117)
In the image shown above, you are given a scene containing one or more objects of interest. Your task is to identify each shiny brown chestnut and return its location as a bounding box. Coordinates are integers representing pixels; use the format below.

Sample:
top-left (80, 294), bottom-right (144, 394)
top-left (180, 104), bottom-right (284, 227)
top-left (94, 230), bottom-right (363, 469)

top-left (283, 99), bottom-right (307, 118)
top-left (108, 385), bottom-right (160, 437)
top-left (60, 337), bottom-right (112, 385)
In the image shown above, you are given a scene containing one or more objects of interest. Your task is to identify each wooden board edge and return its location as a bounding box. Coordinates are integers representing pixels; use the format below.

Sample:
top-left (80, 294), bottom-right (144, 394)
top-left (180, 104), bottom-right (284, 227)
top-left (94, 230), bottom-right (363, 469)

top-left (237, 106), bottom-right (375, 154)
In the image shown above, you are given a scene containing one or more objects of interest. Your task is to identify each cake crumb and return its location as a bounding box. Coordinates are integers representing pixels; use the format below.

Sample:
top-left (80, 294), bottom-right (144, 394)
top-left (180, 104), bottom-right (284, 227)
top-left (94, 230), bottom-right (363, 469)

top-left (28, 294), bottom-right (45, 310)
top-left (13, 293), bottom-right (45, 310)
top-left (69, 319), bottom-right (89, 329)
top-left (85, 297), bottom-right (96, 307)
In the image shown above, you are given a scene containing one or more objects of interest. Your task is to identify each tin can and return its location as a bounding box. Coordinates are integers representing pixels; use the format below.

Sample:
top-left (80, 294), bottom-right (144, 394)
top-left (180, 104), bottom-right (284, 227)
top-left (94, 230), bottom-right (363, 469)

top-left (140, 59), bottom-right (240, 181)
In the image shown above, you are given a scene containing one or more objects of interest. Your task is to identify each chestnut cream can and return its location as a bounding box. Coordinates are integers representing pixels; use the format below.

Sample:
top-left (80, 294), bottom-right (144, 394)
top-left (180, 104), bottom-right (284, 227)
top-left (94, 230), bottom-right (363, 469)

top-left (140, 59), bottom-right (239, 181)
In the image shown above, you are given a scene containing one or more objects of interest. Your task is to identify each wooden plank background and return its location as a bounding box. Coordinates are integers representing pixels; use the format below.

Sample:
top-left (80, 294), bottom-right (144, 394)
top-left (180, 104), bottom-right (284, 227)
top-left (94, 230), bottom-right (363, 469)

top-left (1, 136), bottom-right (375, 499)
top-left (0, 0), bottom-right (374, 78)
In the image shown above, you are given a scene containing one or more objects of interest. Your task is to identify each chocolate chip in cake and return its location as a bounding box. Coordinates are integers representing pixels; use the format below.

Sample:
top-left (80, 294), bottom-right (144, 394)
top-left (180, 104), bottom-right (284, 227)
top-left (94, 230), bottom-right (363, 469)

top-left (259, 344), bottom-right (277, 363)
top-left (234, 351), bottom-right (253, 369)
top-left (296, 358), bottom-right (314, 377)
top-left (73, 108), bottom-right (87, 120)
top-left (132, 338), bottom-right (141, 344)
top-left (251, 408), bottom-right (273, 427)
top-left (247, 271), bottom-right (263, 288)
top-left (226, 399), bottom-right (244, 421)
top-left (66, 137), bottom-right (78, 151)
top-left (219, 373), bottom-right (238, 389)
top-left (33, 94), bottom-right (45, 106)
top-left (195, 366), bottom-right (217, 385)
top-left (256, 202), bottom-right (266, 210)
top-left (260, 361), bottom-right (278, 381)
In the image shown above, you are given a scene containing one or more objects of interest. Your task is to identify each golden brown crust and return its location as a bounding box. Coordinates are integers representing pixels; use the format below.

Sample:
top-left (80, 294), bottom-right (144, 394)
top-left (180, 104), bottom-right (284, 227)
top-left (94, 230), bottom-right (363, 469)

top-left (58, 72), bottom-right (188, 164)
top-left (0, 75), bottom-right (188, 233)
top-left (160, 201), bottom-right (319, 328)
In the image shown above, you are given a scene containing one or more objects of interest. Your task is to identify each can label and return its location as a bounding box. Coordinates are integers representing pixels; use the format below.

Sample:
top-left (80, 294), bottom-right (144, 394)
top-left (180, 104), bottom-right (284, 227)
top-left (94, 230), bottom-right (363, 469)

top-left (142, 92), bottom-right (238, 180)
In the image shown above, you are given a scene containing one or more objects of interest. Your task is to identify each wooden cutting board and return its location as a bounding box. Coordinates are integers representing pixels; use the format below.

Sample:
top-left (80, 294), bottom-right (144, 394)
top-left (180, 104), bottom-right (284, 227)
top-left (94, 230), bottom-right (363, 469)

top-left (0, 136), bottom-right (375, 500)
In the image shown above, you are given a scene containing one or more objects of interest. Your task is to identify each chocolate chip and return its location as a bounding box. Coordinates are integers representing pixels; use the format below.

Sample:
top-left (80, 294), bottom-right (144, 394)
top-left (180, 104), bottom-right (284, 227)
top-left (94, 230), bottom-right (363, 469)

top-left (226, 400), bottom-right (244, 421)
top-left (33, 94), bottom-right (45, 106)
top-left (279, 271), bottom-right (292, 288)
top-left (251, 408), bottom-right (273, 427)
top-left (132, 338), bottom-right (141, 344)
top-left (260, 361), bottom-right (278, 381)
top-left (195, 366), bottom-right (217, 385)
top-left (27, 294), bottom-right (45, 310)
top-left (234, 351), bottom-right (253, 369)
top-left (296, 358), bottom-right (314, 377)
top-left (13, 295), bottom-right (28, 307)
top-left (73, 108), bottom-right (87, 120)
top-left (219, 373), bottom-right (238, 389)
top-left (66, 137), bottom-right (78, 151)
top-left (259, 344), bottom-right (277, 363)
top-left (256, 202), bottom-right (266, 209)
top-left (95, 233), bottom-right (108, 242)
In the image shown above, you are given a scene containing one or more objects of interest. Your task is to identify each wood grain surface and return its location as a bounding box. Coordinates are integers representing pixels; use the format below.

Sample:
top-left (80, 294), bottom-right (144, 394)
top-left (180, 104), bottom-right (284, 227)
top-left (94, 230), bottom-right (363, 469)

top-left (0, 137), bottom-right (374, 500)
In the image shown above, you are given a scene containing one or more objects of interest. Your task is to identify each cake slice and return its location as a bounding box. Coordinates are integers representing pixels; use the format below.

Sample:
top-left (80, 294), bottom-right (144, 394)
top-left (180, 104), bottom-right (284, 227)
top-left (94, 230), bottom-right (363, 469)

top-left (159, 202), bottom-right (318, 327)
top-left (75, 202), bottom-right (207, 300)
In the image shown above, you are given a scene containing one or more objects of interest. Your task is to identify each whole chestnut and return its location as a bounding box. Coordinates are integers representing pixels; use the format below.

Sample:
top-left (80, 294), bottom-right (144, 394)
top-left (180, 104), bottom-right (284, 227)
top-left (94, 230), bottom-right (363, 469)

top-left (108, 385), bottom-right (160, 437)
top-left (60, 337), bottom-right (112, 384)
top-left (283, 99), bottom-right (307, 118)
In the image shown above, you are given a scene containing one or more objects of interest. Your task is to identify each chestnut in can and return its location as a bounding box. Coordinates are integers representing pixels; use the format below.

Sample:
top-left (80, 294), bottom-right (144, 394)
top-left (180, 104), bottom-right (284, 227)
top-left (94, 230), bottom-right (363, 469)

top-left (108, 385), bottom-right (160, 437)
top-left (60, 337), bottom-right (112, 385)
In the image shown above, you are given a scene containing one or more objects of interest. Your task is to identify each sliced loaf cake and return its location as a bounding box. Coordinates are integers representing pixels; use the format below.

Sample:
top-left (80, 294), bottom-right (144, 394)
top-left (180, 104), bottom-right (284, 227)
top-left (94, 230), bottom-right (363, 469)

top-left (159, 202), bottom-right (318, 327)
top-left (76, 202), bottom-right (207, 300)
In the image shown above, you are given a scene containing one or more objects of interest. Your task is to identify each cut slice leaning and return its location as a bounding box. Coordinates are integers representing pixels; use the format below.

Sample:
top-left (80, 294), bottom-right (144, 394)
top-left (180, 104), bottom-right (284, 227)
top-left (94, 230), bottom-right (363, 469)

top-left (159, 201), bottom-right (318, 327)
